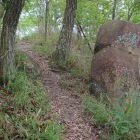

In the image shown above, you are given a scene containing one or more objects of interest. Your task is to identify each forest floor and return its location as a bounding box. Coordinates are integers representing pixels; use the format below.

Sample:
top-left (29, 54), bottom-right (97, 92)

top-left (17, 40), bottom-right (100, 140)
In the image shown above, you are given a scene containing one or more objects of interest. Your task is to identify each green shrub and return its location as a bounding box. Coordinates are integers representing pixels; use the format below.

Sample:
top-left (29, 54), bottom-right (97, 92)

top-left (33, 42), bottom-right (55, 59)
top-left (23, 32), bottom-right (92, 80)
top-left (49, 49), bottom-right (92, 80)
top-left (23, 32), bottom-right (56, 59)
top-left (84, 91), bottom-right (140, 140)
top-left (67, 50), bottom-right (91, 79)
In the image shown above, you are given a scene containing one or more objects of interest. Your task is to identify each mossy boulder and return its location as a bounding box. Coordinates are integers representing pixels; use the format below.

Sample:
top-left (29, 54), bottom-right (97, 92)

top-left (90, 47), bottom-right (140, 98)
top-left (94, 20), bottom-right (140, 55)
top-left (16, 51), bottom-right (43, 76)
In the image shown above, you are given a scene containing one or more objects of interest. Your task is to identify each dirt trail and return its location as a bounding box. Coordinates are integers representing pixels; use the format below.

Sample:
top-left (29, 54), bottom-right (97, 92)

top-left (17, 41), bottom-right (100, 140)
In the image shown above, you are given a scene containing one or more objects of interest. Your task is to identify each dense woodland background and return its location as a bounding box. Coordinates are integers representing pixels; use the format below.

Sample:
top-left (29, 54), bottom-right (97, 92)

top-left (0, 0), bottom-right (140, 140)
top-left (18, 0), bottom-right (140, 39)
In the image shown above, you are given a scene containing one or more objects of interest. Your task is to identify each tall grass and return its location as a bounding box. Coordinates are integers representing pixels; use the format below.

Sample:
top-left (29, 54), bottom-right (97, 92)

top-left (0, 52), bottom-right (63, 140)
top-left (84, 90), bottom-right (140, 140)
top-left (21, 32), bottom-right (140, 139)
top-left (23, 32), bottom-right (93, 80)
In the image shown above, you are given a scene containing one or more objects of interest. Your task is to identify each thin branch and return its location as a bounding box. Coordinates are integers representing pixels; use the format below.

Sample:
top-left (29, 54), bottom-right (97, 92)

top-left (76, 18), bottom-right (93, 54)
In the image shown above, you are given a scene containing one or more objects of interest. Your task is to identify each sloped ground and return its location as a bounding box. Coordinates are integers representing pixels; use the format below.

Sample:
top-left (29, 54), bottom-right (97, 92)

top-left (17, 41), bottom-right (100, 140)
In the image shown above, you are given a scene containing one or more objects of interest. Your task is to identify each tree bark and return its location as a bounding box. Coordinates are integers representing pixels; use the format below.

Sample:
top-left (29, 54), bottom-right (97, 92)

top-left (127, 10), bottom-right (133, 21)
top-left (0, 0), bottom-right (25, 84)
top-left (45, 0), bottom-right (51, 42)
top-left (54, 0), bottom-right (77, 63)
top-left (76, 22), bottom-right (81, 40)
top-left (0, 2), bottom-right (5, 30)
top-left (112, 0), bottom-right (118, 19)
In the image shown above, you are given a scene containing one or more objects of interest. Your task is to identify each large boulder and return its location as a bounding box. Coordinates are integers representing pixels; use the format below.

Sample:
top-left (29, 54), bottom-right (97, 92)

top-left (90, 47), bottom-right (140, 98)
top-left (16, 51), bottom-right (43, 76)
top-left (94, 20), bottom-right (140, 55)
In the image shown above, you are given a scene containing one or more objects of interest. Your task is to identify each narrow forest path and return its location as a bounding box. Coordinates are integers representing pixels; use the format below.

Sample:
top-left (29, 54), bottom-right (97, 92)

top-left (17, 41), bottom-right (100, 140)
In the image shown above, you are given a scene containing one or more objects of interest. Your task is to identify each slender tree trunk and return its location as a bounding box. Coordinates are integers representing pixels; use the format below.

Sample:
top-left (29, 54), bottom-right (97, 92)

top-left (0, 3), bottom-right (4, 30)
top-left (36, 0), bottom-right (43, 33)
top-left (76, 19), bottom-right (93, 53)
top-left (76, 22), bottom-right (81, 40)
top-left (0, 0), bottom-right (25, 84)
top-left (54, 0), bottom-right (77, 63)
top-left (0, 4), bottom-right (4, 19)
top-left (112, 0), bottom-right (118, 19)
top-left (127, 11), bottom-right (133, 21)
top-left (45, 0), bottom-right (51, 42)
top-left (127, 6), bottom-right (135, 21)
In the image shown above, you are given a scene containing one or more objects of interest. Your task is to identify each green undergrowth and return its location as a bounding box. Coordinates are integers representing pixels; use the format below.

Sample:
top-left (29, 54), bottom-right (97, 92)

top-left (50, 48), bottom-right (92, 80)
top-left (23, 32), bottom-right (93, 80)
top-left (23, 32), bottom-right (58, 59)
top-left (0, 53), bottom-right (63, 140)
top-left (84, 91), bottom-right (140, 140)
top-left (21, 32), bottom-right (140, 140)
top-left (18, 31), bottom-right (140, 140)
top-left (33, 36), bottom-right (55, 59)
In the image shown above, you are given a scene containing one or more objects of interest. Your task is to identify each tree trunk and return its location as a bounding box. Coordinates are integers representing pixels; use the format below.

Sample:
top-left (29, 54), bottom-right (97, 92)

top-left (45, 0), bottom-right (51, 42)
top-left (0, 0), bottom-right (25, 84)
top-left (0, 3), bottom-right (5, 30)
top-left (54, 0), bottom-right (77, 63)
top-left (127, 1), bottom-right (140, 21)
top-left (76, 22), bottom-right (81, 40)
top-left (112, 0), bottom-right (118, 19)
top-left (76, 19), bottom-right (93, 53)
top-left (127, 11), bottom-right (133, 21)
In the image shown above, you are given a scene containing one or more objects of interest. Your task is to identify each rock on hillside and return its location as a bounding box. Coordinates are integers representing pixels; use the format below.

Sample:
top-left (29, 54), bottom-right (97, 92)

top-left (94, 20), bottom-right (140, 55)
top-left (90, 20), bottom-right (140, 99)
top-left (90, 47), bottom-right (140, 98)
